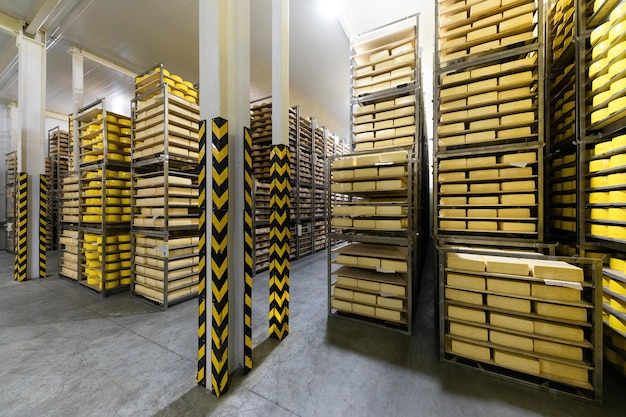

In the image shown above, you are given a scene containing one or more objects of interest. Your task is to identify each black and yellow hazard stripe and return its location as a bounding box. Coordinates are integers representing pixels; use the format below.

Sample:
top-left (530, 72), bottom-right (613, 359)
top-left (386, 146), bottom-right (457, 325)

top-left (243, 127), bottom-right (253, 374)
top-left (39, 175), bottom-right (47, 278)
top-left (269, 145), bottom-right (291, 340)
top-left (14, 173), bottom-right (28, 281)
top-left (211, 117), bottom-right (229, 397)
top-left (197, 120), bottom-right (208, 388)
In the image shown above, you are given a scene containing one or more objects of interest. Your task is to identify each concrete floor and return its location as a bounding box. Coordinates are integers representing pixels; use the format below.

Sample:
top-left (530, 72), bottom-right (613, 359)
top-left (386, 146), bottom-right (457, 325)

top-left (1, 246), bottom-right (625, 417)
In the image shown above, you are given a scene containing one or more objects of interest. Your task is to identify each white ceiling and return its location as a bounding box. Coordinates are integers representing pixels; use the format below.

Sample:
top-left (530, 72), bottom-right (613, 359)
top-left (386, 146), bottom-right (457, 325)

top-left (0, 0), bottom-right (434, 139)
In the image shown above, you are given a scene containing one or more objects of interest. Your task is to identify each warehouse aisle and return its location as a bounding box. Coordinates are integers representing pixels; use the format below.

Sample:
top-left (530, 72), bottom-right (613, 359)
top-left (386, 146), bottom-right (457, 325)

top-left (0, 247), bottom-right (625, 417)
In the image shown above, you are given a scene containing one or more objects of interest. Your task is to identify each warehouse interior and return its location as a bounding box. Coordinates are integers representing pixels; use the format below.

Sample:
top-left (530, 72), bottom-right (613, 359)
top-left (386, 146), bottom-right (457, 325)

top-left (2, 0), bottom-right (626, 416)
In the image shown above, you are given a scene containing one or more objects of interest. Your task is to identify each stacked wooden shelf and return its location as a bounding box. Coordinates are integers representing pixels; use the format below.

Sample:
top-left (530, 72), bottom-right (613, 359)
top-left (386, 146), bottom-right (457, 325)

top-left (75, 100), bottom-right (132, 295)
top-left (549, 152), bottom-right (576, 234)
top-left (58, 173), bottom-right (79, 280)
top-left (47, 127), bottom-right (71, 250)
top-left (5, 151), bottom-right (16, 253)
top-left (440, 247), bottom-right (602, 402)
top-left (131, 64), bottom-right (200, 308)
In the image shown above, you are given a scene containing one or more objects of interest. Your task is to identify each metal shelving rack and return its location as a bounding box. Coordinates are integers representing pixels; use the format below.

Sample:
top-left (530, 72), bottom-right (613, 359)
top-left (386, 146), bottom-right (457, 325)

top-left (130, 64), bottom-right (200, 308)
top-left (327, 14), bottom-right (424, 334)
top-left (578, 0), bottom-right (626, 378)
top-left (5, 151), bottom-right (16, 253)
top-left (47, 127), bottom-right (71, 250)
top-left (434, 0), bottom-right (547, 246)
top-left (75, 98), bottom-right (132, 296)
top-left (58, 172), bottom-right (80, 281)
top-left (438, 245), bottom-right (603, 403)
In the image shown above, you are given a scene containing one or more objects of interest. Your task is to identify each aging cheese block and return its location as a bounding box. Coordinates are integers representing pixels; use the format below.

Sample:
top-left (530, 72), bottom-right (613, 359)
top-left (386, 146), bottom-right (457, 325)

top-left (500, 12), bottom-right (535, 32)
top-left (377, 179), bottom-right (406, 190)
top-left (352, 205), bottom-right (377, 215)
top-left (354, 168), bottom-right (377, 179)
top-left (468, 221), bottom-right (497, 230)
top-left (498, 208), bottom-right (530, 218)
top-left (470, 78), bottom-right (498, 92)
top-left (527, 260), bottom-right (584, 282)
top-left (379, 166), bottom-right (406, 177)
top-left (500, 99), bottom-right (533, 113)
top-left (467, 208), bottom-right (497, 217)
top-left (376, 307), bottom-right (402, 321)
top-left (470, 40), bottom-right (500, 54)
top-left (490, 312), bottom-right (534, 333)
top-left (501, 112), bottom-right (535, 125)
top-left (490, 330), bottom-right (534, 351)
top-left (451, 339), bottom-right (491, 361)
top-left (470, 183), bottom-right (500, 194)
top-left (331, 183), bottom-right (352, 193)
top-left (441, 184), bottom-right (468, 194)
top-left (353, 181), bottom-right (376, 191)
top-left (539, 360), bottom-right (588, 382)
top-left (468, 25), bottom-right (497, 42)
top-left (466, 131), bottom-right (496, 144)
top-left (448, 305), bottom-right (486, 323)
top-left (447, 252), bottom-right (486, 272)
top-left (484, 256), bottom-right (529, 275)
top-left (487, 294), bottom-right (531, 313)
top-left (377, 296), bottom-right (403, 310)
top-left (534, 340), bottom-right (582, 361)
top-left (336, 276), bottom-right (358, 287)
top-left (441, 98), bottom-right (467, 111)
top-left (469, 196), bottom-right (499, 204)
top-left (441, 85), bottom-right (468, 98)
top-left (446, 288), bottom-right (483, 305)
top-left (377, 206), bottom-right (407, 216)
top-left (531, 284), bottom-right (581, 302)
top-left (334, 288), bottom-right (354, 300)
top-left (534, 321), bottom-right (584, 341)
top-left (447, 273), bottom-right (486, 291)
top-left (469, 169), bottom-right (499, 179)
top-left (466, 156), bottom-right (497, 168)
top-left (381, 259), bottom-right (408, 273)
top-left (353, 303), bottom-right (376, 316)
top-left (380, 283), bottom-right (405, 296)
top-left (336, 254), bottom-right (358, 265)
top-left (498, 127), bottom-right (532, 139)
top-left (439, 171), bottom-right (467, 181)
top-left (450, 322), bottom-right (489, 341)
top-left (470, 63), bottom-right (501, 79)
top-left (499, 223), bottom-right (536, 232)
top-left (354, 292), bottom-right (377, 304)
top-left (440, 158), bottom-right (467, 170)
top-left (331, 298), bottom-right (352, 312)
top-left (331, 218), bottom-right (353, 227)
top-left (500, 153), bottom-right (536, 166)
top-left (500, 194), bottom-right (535, 205)
top-left (358, 257), bottom-right (380, 268)
top-left (376, 219), bottom-right (408, 230)
top-left (487, 278), bottom-right (530, 296)
top-left (501, 180), bottom-right (536, 191)
top-left (357, 280), bottom-right (380, 291)
top-left (468, 105), bottom-right (498, 118)
top-left (440, 220), bottom-right (467, 230)
top-left (498, 87), bottom-right (530, 100)
top-left (333, 170), bottom-right (354, 180)
top-left (440, 209), bottom-right (467, 217)
top-left (494, 350), bottom-right (540, 374)
top-left (440, 196), bottom-right (467, 205)
top-left (535, 302), bottom-right (587, 322)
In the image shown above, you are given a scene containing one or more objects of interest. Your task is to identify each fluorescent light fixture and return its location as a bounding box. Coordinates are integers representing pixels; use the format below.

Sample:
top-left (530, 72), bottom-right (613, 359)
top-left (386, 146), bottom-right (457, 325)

top-left (318, 0), bottom-right (340, 19)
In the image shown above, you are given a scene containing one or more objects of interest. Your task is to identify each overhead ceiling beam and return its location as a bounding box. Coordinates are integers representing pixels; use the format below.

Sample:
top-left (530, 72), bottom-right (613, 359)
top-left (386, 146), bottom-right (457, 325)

top-left (68, 46), bottom-right (136, 78)
top-left (0, 12), bottom-right (24, 36)
top-left (25, 0), bottom-right (63, 36)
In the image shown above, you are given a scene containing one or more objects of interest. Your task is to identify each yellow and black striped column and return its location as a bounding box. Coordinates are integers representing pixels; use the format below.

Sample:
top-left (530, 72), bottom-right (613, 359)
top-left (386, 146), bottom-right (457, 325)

top-left (14, 173), bottom-right (28, 281)
top-left (197, 120), bottom-right (208, 388)
top-left (39, 175), bottom-right (47, 278)
top-left (269, 145), bottom-right (291, 340)
top-left (211, 117), bottom-right (229, 397)
top-left (243, 127), bottom-right (253, 374)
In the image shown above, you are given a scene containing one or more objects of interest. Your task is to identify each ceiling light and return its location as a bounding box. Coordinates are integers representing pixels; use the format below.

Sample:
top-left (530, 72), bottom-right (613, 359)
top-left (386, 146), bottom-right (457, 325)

top-left (318, 0), bottom-right (340, 19)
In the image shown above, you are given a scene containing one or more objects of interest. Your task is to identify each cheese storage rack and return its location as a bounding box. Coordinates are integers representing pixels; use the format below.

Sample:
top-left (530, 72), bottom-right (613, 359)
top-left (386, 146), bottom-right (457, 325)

top-left (435, 0), bottom-right (547, 245)
top-left (5, 151), bottom-right (16, 253)
top-left (74, 99), bottom-right (132, 295)
top-left (58, 173), bottom-right (79, 281)
top-left (47, 127), bottom-right (71, 250)
top-left (130, 68), bottom-right (200, 308)
top-left (439, 246), bottom-right (603, 403)
top-left (580, 0), bottom-right (626, 378)
top-left (249, 102), bottom-right (334, 272)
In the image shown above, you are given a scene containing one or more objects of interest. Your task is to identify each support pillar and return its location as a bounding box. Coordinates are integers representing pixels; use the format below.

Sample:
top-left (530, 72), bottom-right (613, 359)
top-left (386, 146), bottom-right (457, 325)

top-left (198, 0), bottom-right (250, 393)
top-left (70, 49), bottom-right (83, 171)
top-left (269, 0), bottom-right (290, 340)
top-left (16, 30), bottom-right (46, 280)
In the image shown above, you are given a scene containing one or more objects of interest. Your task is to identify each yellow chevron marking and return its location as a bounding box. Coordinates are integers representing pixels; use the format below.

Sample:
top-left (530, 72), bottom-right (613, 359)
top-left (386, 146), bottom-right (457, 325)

top-left (269, 324), bottom-right (288, 339)
top-left (269, 291), bottom-right (290, 306)
top-left (269, 259), bottom-right (290, 275)
top-left (199, 299), bottom-right (206, 315)
top-left (212, 121), bottom-right (228, 140)
top-left (211, 258), bottom-right (228, 278)
top-left (269, 210), bottom-right (288, 225)
top-left (198, 344), bottom-right (205, 361)
top-left (211, 280), bottom-right (228, 303)
top-left (212, 165), bottom-right (229, 185)
top-left (198, 322), bottom-right (206, 337)
top-left (269, 306), bottom-right (290, 321)
top-left (212, 213), bottom-right (228, 233)
top-left (212, 190), bottom-right (229, 209)
top-left (211, 323), bottom-right (229, 346)
top-left (269, 227), bottom-right (290, 242)
top-left (199, 120), bottom-right (206, 138)
top-left (270, 147), bottom-right (289, 159)
top-left (199, 188), bottom-right (206, 205)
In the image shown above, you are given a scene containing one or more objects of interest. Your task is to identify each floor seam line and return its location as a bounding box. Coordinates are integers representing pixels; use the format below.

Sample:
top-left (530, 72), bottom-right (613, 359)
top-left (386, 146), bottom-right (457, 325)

top-left (243, 387), bottom-right (303, 417)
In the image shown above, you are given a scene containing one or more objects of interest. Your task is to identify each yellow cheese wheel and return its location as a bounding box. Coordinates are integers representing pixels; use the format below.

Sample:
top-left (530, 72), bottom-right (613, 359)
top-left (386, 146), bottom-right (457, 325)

top-left (121, 260), bottom-right (131, 269)
top-left (610, 279), bottom-right (626, 295)
top-left (170, 74), bottom-right (183, 83)
top-left (104, 197), bottom-right (121, 205)
top-left (187, 89), bottom-right (198, 98)
top-left (183, 80), bottom-right (194, 89)
top-left (83, 215), bottom-right (101, 222)
top-left (593, 73), bottom-right (612, 92)
top-left (117, 171), bottom-right (131, 179)
top-left (118, 234), bottom-right (131, 242)
top-left (119, 243), bottom-right (131, 251)
top-left (85, 198), bottom-right (101, 205)
top-left (83, 189), bottom-right (99, 197)
top-left (85, 251), bottom-right (99, 260)
top-left (591, 21), bottom-right (611, 45)
top-left (613, 135), bottom-right (626, 149)
top-left (121, 189), bottom-right (132, 196)
top-left (84, 155), bottom-right (99, 163)
top-left (608, 173), bottom-right (626, 186)
top-left (107, 188), bottom-right (121, 196)
top-left (611, 2), bottom-right (626, 23)
top-left (99, 254), bottom-right (120, 263)
top-left (593, 90), bottom-right (612, 107)
top-left (107, 134), bottom-right (119, 143)
top-left (105, 214), bottom-right (120, 222)
top-left (610, 153), bottom-right (626, 168)
top-left (175, 82), bottom-right (188, 92)
top-left (107, 124), bottom-right (120, 134)
top-left (595, 140), bottom-right (613, 155)
top-left (591, 224), bottom-right (608, 237)
top-left (86, 260), bottom-right (101, 269)
top-left (591, 208), bottom-right (609, 220)
top-left (101, 280), bottom-right (120, 290)
top-left (120, 127), bottom-right (131, 136)
top-left (609, 207), bottom-right (626, 221)
top-left (590, 176), bottom-right (608, 188)
top-left (108, 153), bottom-right (124, 161)
top-left (592, 108), bottom-right (609, 124)
top-left (590, 58), bottom-right (609, 78)
top-left (593, 40), bottom-right (610, 59)
top-left (118, 118), bottom-right (131, 127)
top-left (121, 214), bottom-right (131, 221)
top-left (609, 96), bottom-right (626, 115)
top-left (119, 136), bottom-right (131, 145)
top-left (611, 78), bottom-right (626, 95)
top-left (609, 23), bottom-right (626, 44)
top-left (610, 59), bottom-right (626, 79)
top-left (86, 276), bottom-right (100, 285)
top-left (106, 207), bottom-right (122, 214)
top-left (184, 95), bottom-right (197, 103)
top-left (608, 225), bottom-right (626, 239)
top-left (83, 243), bottom-right (97, 252)
top-left (589, 159), bottom-right (610, 172)
top-left (124, 156), bottom-right (131, 162)
top-left (172, 90), bottom-right (185, 99)
top-left (589, 192), bottom-right (609, 203)
top-left (86, 207), bottom-right (100, 214)
top-left (610, 190), bottom-right (626, 202)
top-left (610, 258), bottom-right (625, 272)
top-left (120, 278), bottom-right (131, 285)
top-left (106, 179), bottom-right (125, 187)
top-left (610, 314), bottom-right (626, 332)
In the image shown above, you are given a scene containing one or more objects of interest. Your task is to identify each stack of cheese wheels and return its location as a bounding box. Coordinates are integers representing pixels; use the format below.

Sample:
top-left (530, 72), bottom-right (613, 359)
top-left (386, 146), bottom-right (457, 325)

top-left (589, 3), bottom-right (626, 124)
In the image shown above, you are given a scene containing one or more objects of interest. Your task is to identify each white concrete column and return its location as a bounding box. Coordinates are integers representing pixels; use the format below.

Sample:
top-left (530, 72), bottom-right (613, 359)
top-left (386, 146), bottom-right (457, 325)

top-left (16, 30), bottom-right (46, 279)
top-left (272, 0), bottom-right (289, 146)
top-left (70, 49), bottom-right (83, 171)
top-left (199, 0), bottom-right (250, 373)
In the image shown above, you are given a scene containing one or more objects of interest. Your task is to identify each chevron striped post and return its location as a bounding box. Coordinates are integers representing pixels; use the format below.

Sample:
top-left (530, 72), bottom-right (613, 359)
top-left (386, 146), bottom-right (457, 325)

top-left (14, 173), bottom-right (28, 281)
top-left (39, 175), bottom-right (47, 278)
top-left (211, 117), bottom-right (229, 397)
top-left (269, 145), bottom-right (291, 340)
top-left (243, 127), bottom-right (253, 374)
top-left (197, 120), bottom-right (208, 388)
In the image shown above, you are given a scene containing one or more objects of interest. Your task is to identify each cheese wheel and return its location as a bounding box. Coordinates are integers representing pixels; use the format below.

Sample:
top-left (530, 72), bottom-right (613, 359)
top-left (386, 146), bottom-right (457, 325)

top-left (609, 59), bottom-right (626, 78)
top-left (589, 159), bottom-right (610, 172)
top-left (591, 108), bottom-right (609, 124)
top-left (592, 73), bottom-right (612, 92)
top-left (590, 58), bottom-right (609, 78)
top-left (609, 23), bottom-right (626, 45)
top-left (610, 190), bottom-right (626, 203)
top-left (611, 77), bottom-right (626, 95)
top-left (610, 314), bottom-right (626, 332)
top-left (591, 224), bottom-right (608, 237)
top-left (610, 257), bottom-right (625, 272)
top-left (609, 96), bottom-right (626, 114)
top-left (613, 135), bottom-right (626, 149)
top-left (172, 90), bottom-right (185, 98)
top-left (592, 40), bottom-right (610, 59)
top-left (591, 208), bottom-right (609, 220)
top-left (590, 176), bottom-right (608, 188)
top-left (594, 140), bottom-right (613, 155)
top-left (610, 153), bottom-right (626, 168)
top-left (610, 207), bottom-right (626, 221)
top-left (608, 173), bottom-right (626, 185)
top-left (593, 90), bottom-right (612, 107)
top-left (611, 2), bottom-right (626, 23)
top-left (609, 279), bottom-right (626, 295)
top-left (591, 21), bottom-right (611, 45)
